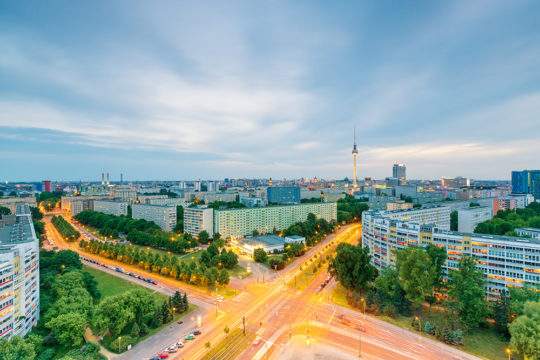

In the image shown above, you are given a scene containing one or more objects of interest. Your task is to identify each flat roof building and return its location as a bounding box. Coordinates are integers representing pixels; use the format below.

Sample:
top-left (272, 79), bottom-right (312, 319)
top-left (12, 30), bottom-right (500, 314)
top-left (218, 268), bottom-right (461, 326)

top-left (184, 207), bottom-right (213, 237)
top-left (132, 204), bottom-right (176, 232)
top-left (214, 202), bottom-right (337, 239)
top-left (0, 205), bottom-right (40, 340)
top-left (457, 206), bottom-right (492, 233)
top-left (515, 228), bottom-right (540, 240)
top-left (94, 200), bottom-right (128, 216)
top-left (236, 234), bottom-right (286, 255)
top-left (267, 186), bottom-right (300, 204)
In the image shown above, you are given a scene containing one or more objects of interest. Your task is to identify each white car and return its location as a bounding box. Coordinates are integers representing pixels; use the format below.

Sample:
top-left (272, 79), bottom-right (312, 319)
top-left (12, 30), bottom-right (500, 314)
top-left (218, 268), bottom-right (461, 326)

top-left (252, 336), bottom-right (262, 346)
top-left (166, 345), bottom-right (178, 353)
top-left (176, 341), bottom-right (184, 348)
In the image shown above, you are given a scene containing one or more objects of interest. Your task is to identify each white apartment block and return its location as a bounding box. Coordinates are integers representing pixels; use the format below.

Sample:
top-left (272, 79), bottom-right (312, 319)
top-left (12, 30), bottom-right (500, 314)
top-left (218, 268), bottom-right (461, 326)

top-left (376, 205), bottom-right (451, 230)
top-left (110, 185), bottom-right (137, 202)
top-left (0, 205), bottom-right (40, 340)
top-left (515, 228), bottom-right (540, 240)
top-left (362, 209), bottom-right (540, 299)
top-left (214, 202), bottom-right (337, 239)
top-left (93, 200), bottom-right (128, 216)
top-left (386, 201), bottom-right (413, 211)
top-left (137, 195), bottom-right (168, 204)
top-left (183, 207), bottom-right (214, 237)
top-left (148, 197), bottom-right (190, 208)
top-left (132, 204), bottom-right (176, 232)
top-left (457, 206), bottom-right (493, 233)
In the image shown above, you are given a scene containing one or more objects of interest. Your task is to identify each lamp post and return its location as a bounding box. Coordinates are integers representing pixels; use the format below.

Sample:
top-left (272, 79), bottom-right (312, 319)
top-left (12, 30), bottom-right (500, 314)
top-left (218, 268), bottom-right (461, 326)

top-left (415, 316), bottom-right (422, 342)
top-left (361, 298), bottom-right (366, 320)
top-left (118, 336), bottom-right (121, 353)
top-left (506, 348), bottom-right (511, 360)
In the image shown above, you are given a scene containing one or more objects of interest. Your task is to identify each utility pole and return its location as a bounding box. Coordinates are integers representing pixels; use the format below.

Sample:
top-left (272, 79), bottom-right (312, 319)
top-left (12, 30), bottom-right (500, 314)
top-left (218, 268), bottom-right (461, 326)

top-left (243, 316), bottom-right (246, 336)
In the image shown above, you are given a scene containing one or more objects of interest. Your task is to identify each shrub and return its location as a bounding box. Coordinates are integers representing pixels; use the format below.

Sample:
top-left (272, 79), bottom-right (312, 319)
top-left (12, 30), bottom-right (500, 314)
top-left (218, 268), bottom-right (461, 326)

top-left (110, 336), bottom-right (133, 353)
top-left (382, 304), bottom-right (396, 318)
top-left (269, 258), bottom-right (285, 270)
top-left (253, 248), bottom-right (267, 263)
top-left (451, 330), bottom-right (463, 345)
top-left (424, 321), bottom-right (434, 335)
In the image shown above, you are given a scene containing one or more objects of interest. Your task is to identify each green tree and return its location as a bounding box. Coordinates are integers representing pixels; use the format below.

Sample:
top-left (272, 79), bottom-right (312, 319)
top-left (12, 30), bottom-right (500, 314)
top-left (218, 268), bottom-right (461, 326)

top-left (450, 211), bottom-right (458, 231)
top-left (172, 291), bottom-right (183, 313)
top-left (131, 322), bottom-right (140, 338)
top-left (0, 336), bottom-right (36, 360)
top-left (328, 243), bottom-right (377, 294)
top-left (218, 268), bottom-right (230, 285)
top-left (198, 230), bottom-right (210, 244)
top-left (450, 255), bottom-right (489, 328)
top-left (509, 301), bottom-right (540, 360)
top-left (0, 206), bottom-right (11, 215)
top-left (396, 247), bottom-right (435, 308)
top-left (46, 312), bottom-right (87, 348)
top-left (253, 248), bottom-right (268, 263)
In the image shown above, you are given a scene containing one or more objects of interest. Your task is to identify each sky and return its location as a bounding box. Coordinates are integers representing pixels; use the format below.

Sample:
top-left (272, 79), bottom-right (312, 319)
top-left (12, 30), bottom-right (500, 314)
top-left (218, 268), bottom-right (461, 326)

top-left (1, 1), bottom-right (540, 182)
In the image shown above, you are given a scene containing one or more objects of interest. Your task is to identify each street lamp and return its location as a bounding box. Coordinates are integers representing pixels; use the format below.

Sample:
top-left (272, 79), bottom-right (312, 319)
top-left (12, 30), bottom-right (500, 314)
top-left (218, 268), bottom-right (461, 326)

top-left (506, 348), bottom-right (511, 360)
top-left (415, 316), bottom-right (422, 342)
top-left (361, 298), bottom-right (366, 320)
top-left (118, 336), bottom-right (122, 353)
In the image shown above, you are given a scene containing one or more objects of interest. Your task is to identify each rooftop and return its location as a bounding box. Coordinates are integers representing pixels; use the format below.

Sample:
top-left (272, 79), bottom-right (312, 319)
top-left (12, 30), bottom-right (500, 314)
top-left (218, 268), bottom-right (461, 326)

top-left (0, 205), bottom-right (36, 248)
top-left (242, 234), bottom-right (286, 247)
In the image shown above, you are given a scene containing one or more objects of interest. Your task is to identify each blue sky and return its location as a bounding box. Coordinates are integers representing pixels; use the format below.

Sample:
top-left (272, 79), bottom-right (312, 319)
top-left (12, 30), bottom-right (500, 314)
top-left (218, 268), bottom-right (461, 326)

top-left (1, 1), bottom-right (540, 182)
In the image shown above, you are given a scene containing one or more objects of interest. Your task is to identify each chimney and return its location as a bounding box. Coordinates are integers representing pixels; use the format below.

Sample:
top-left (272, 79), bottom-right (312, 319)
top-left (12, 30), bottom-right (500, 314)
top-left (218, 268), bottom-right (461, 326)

top-left (107, 172), bottom-right (110, 185)
top-left (102, 172), bottom-right (104, 185)
top-left (120, 173), bottom-right (123, 184)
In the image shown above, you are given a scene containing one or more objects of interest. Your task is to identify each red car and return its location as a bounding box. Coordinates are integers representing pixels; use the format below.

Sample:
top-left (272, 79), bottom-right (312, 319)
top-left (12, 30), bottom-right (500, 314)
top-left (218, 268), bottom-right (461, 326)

top-left (157, 353), bottom-right (169, 359)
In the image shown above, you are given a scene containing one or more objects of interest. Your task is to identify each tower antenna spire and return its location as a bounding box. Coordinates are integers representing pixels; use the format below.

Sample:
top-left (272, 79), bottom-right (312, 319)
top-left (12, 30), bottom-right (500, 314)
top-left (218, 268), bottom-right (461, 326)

top-left (352, 126), bottom-right (358, 191)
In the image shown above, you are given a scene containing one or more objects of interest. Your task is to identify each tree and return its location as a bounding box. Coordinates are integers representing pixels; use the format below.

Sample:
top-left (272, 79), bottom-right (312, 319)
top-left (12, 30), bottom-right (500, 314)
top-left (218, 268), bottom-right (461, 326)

top-left (46, 312), bottom-right (87, 348)
top-left (172, 291), bottom-right (183, 313)
top-left (131, 322), bottom-right (141, 338)
top-left (450, 211), bottom-right (458, 231)
top-left (0, 206), bottom-right (11, 215)
top-left (253, 248), bottom-right (268, 263)
top-left (493, 291), bottom-right (510, 338)
top-left (509, 301), bottom-right (540, 360)
top-left (218, 268), bottom-right (230, 285)
top-left (198, 230), bottom-right (210, 244)
top-left (328, 243), bottom-right (377, 294)
top-left (0, 336), bottom-right (36, 360)
top-left (252, 230), bottom-right (260, 236)
top-left (450, 256), bottom-right (489, 328)
top-left (396, 247), bottom-right (435, 308)
top-left (425, 244), bottom-right (447, 293)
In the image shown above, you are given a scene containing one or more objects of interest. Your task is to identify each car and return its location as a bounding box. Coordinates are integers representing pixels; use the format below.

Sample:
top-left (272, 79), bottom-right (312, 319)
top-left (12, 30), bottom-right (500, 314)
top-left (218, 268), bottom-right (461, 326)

top-left (157, 353), bottom-right (169, 359)
top-left (355, 325), bottom-right (366, 332)
top-left (185, 334), bottom-right (195, 340)
top-left (193, 329), bottom-right (201, 335)
top-left (175, 341), bottom-right (184, 348)
top-left (166, 345), bottom-right (178, 353)
top-left (252, 336), bottom-right (262, 345)
top-left (149, 357), bottom-right (160, 360)
top-left (151, 280), bottom-right (158, 285)
top-left (177, 320), bottom-right (184, 325)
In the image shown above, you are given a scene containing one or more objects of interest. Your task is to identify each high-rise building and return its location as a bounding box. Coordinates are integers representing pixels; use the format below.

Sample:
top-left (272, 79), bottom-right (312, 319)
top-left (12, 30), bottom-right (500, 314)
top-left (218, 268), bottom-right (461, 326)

top-left (267, 187), bottom-right (300, 204)
top-left (132, 204), bottom-right (176, 231)
top-left (392, 164), bottom-right (406, 185)
top-left (0, 205), bottom-right (40, 340)
top-left (457, 206), bottom-right (493, 232)
top-left (214, 202), bottom-right (337, 239)
top-left (110, 185), bottom-right (137, 202)
top-left (512, 170), bottom-right (540, 199)
top-left (42, 180), bottom-right (51, 192)
top-left (183, 206), bottom-right (214, 237)
top-left (362, 208), bottom-right (540, 299)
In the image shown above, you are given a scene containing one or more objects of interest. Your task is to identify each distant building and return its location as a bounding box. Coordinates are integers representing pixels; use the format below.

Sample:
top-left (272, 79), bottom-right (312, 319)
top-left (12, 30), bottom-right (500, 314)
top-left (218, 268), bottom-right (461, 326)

top-left (61, 195), bottom-right (109, 216)
top-left (239, 197), bottom-right (265, 208)
top-left (515, 228), bottom-right (540, 240)
top-left (148, 197), bottom-right (189, 207)
top-left (183, 206), bottom-right (213, 237)
top-left (507, 193), bottom-right (535, 209)
top-left (236, 234), bottom-right (287, 255)
top-left (493, 198), bottom-right (516, 216)
top-left (132, 204), bottom-right (176, 231)
top-left (94, 200), bottom-right (128, 216)
top-left (267, 186), bottom-right (300, 204)
top-left (392, 164), bottom-right (406, 185)
top-left (137, 194), bottom-right (168, 204)
top-left (395, 185), bottom-right (417, 198)
top-left (284, 235), bottom-right (306, 244)
top-left (386, 201), bottom-right (413, 211)
top-left (0, 197), bottom-right (37, 214)
top-left (457, 206), bottom-right (492, 233)
top-left (442, 176), bottom-right (470, 189)
top-left (42, 180), bottom-right (51, 192)
top-left (0, 205), bottom-right (40, 340)
top-left (366, 206), bottom-right (451, 229)
top-left (214, 202), bottom-right (337, 239)
top-left (110, 185), bottom-right (137, 202)
top-left (512, 170), bottom-right (540, 199)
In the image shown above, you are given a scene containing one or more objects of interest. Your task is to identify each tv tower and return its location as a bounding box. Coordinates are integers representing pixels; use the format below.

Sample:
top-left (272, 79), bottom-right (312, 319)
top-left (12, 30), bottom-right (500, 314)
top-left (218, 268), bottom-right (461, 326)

top-left (352, 127), bottom-right (358, 189)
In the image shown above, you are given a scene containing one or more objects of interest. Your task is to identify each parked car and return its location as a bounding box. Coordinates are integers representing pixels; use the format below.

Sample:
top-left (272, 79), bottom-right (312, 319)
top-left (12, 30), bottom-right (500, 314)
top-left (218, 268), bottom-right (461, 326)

top-left (252, 336), bottom-right (262, 345)
top-left (185, 334), bottom-right (195, 340)
top-left (193, 329), bottom-right (201, 335)
top-left (166, 345), bottom-right (178, 353)
top-left (157, 353), bottom-right (169, 359)
top-left (175, 341), bottom-right (184, 348)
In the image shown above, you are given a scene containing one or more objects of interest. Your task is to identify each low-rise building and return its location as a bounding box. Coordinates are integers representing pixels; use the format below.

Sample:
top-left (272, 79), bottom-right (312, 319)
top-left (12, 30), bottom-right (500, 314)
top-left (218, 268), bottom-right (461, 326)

top-left (132, 204), bottom-right (176, 231)
top-left (235, 234), bottom-right (286, 255)
top-left (183, 206), bottom-right (214, 237)
top-left (0, 205), bottom-right (40, 340)
top-left (93, 200), bottom-right (128, 216)
top-left (285, 235), bottom-right (306, 244)
top-left (386, 201), bottom-right (413, 211)
top-left (515, 228), bottom-right (540, 240)
top-left (457, 206), bottom-right (493, 233)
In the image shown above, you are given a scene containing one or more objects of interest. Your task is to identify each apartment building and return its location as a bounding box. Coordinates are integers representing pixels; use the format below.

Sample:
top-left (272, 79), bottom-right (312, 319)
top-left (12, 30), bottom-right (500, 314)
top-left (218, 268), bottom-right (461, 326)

top-left (375, 205), bottom-right (451, 230)
top-left (457, 206), bottom-right (493, 233)
top-left (132, 204), bottom-right (176, 231)
top-left (362, 209), bottom-right (540, 299)
top-left (0, 205), bottom-right (40, 339)
top-left (493, 198), bottom-right (516, 216)
top-left (183, 207), bottom-right (214, 237)
top-left (214, 202), bottom-right (337, 239)
top-left (93, 200), bottom-right (128, 216)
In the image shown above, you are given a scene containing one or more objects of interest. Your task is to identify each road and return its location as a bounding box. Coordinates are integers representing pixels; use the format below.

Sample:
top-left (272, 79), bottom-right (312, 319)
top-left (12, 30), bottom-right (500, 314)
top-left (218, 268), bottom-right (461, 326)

top-left (45, 213), bottom-right (482, 360)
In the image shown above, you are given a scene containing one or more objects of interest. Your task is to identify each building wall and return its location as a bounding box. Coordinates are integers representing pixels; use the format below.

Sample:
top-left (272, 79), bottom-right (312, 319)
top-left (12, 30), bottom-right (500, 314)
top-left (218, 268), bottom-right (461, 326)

top-left (493, 198), bottom-right (516, 216)
top-left (457, 206), bottom-right (493, 233)
top-left (93, 200), bottom-right (128, 216)
top-left (362, 210), bottom-right (540, 299)
top-left (267, 187), bottom-right (301, 204)
top-left (376, 206), bottom-right (451, 230)
top-left (214, 202), bottom-right (337, 239)
top-left (0, 205), bottom-right (40, 340)
top-left (132, 204), bottom-right (176, 231)
top-left (386, 201), bottom-right (413, 211)
top-left (183, 207), bottom-right (213, 237)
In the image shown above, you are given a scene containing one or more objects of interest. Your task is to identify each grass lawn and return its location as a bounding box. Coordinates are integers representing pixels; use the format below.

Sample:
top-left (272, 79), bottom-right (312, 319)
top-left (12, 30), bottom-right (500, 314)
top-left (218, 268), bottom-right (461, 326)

top-left (178, 249), bottom-right (204, 263)
top-left (229, 264), bottom-right (251, 279)
top-left (330, 283), bottom-right (509, 360)
top-left (82, 265), bottom-right (167, 304)
top-left (200, 328), bottom-right (256, 360)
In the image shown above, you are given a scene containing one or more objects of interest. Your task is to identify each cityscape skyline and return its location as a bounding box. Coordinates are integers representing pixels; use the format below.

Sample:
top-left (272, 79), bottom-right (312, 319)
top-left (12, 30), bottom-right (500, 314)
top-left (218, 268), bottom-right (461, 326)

top-left (2, 1), bottom-right (540, 181)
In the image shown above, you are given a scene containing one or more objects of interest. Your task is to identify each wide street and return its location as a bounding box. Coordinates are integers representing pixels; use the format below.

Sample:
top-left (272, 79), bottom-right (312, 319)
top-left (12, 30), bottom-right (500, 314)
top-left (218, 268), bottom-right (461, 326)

top-left (45, 213), bottom-right (482, 360)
